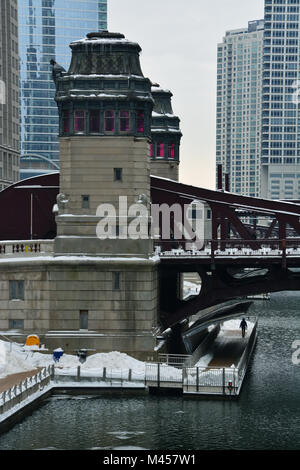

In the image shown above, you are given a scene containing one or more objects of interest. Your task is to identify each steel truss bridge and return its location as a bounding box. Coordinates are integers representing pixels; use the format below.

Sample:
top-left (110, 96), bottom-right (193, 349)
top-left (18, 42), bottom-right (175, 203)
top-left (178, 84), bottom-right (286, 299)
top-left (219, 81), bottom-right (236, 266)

top-left (2, 172), bottom-right (300, 332)
top-left (151, 176), bottom-right (300, 330)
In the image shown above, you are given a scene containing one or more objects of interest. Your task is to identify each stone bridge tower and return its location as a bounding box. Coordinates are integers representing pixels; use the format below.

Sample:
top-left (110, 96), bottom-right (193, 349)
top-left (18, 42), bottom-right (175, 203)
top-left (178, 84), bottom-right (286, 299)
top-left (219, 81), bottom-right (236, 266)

top-left (50, 32), bottom-right (159, 358)
top-left (53, 31), bottom-right (154, 257)
top-left (150, 84), bottom-right (182, 181)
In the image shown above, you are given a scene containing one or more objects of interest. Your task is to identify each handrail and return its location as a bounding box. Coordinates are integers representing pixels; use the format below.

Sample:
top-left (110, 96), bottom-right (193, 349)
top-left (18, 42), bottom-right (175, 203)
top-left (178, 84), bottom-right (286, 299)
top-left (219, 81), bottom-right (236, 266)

top-left (0, 366), bottom-right (52, 414)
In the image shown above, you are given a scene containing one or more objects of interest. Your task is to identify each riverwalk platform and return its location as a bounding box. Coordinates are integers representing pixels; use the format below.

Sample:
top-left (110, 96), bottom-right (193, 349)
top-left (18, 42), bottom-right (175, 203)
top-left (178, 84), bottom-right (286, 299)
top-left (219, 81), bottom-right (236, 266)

top-left (0, 318), bottom-right (257, 432)
top-left (145, 317), bottom-right (257, 397)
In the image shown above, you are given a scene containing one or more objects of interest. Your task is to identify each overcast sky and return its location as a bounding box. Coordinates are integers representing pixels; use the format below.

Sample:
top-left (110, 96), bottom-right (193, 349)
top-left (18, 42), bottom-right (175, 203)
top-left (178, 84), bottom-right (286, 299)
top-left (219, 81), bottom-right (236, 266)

top-left (108, 0), bottom-right (263, 189)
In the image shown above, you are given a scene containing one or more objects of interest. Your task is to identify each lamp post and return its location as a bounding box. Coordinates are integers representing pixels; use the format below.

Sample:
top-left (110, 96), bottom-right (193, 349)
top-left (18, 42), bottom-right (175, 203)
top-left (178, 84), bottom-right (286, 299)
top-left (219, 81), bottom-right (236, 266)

top-left (15, 185), bottom-right (59, 240)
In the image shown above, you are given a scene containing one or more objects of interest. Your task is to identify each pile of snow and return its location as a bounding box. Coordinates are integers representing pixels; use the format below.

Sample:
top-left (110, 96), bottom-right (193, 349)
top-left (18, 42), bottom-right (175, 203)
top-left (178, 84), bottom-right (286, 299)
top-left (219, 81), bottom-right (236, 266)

top-left (0, 340), bottom-right (147, 380)
top-left (0, 341), bottom-right (36, 378)
top-left (81, 351), bottom-right (145, 373)
top-left (183, 281), bottom-right (200, 299)
top-left (195, 353), bottom-right (213, 368)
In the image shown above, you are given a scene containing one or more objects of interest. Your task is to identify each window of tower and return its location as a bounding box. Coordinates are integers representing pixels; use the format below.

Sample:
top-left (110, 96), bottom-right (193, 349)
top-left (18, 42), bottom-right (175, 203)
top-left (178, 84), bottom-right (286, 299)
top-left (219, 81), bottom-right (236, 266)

top-left (136, 110), bottom-right (144, 133)
top-left (157, 143), bottom-right (165, 158)
top-left (74, 110), bottom-right (85, 133)
top-left (150, 143), bottom-right (153, 157)
top-left (119, 111), bottom-right (130, 132)
top-left (114, 168), bottom-right (123, 181)
top-left (81, 195), bottom-right (90, 209)
top-left (63, 110), bottom-right (70, 133)
top-left (168, 143), bottom-right (175, 159)
top-left (104, 110), bottom-right (115, 132)
top-left (89, 110), bottom-right (100, 133)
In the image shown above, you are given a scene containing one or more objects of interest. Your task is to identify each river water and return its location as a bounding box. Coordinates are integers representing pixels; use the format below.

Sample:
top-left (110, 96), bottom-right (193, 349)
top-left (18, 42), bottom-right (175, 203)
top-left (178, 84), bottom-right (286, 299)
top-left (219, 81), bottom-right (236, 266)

top-left (0, 291), bottom-right (300, 451)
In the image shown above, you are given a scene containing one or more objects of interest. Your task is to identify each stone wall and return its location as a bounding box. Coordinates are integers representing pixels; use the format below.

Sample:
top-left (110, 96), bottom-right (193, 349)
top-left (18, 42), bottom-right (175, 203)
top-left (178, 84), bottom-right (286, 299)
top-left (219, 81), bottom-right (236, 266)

top-left (150, 160), bottom-right (179, 182)
top-left (0, 256), bottom-right (160, 359)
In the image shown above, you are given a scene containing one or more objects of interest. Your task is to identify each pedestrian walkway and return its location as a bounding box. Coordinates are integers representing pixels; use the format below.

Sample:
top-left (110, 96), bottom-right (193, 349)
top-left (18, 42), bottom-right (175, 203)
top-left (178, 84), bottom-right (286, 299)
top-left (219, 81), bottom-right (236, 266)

top-left (207, 329), bottom-right (249, 368)
top-left (0, 369), bottom-right (41, 393)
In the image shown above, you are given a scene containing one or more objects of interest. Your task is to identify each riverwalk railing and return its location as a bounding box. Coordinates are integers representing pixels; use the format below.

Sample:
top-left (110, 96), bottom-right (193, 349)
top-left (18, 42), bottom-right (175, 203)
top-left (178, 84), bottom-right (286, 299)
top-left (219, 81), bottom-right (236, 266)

top-left (145, 320), bottom-right (258, 397)
top-left (145, 363), bottom-right (239, 396)
top-left (0, 366), bottom-right (52, 415)
top-left (235, 320), bottom-right (258, 394)
top-left (53, 366), bottom-right (146, 386)
top-left (158, 354), bottom-right (193, 368)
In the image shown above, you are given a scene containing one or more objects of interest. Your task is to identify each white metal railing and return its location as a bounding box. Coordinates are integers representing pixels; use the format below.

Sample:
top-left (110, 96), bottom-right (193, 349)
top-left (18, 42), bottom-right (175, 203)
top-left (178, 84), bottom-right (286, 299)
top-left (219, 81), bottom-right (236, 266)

top-left (0, 240), bottom-right (54, 257)
top-left (145, 321), bottom-right (258, 396)
top-left (145, 363), bottom-right (240, 396)
top-left (157, 247), bottom-right (299, 258)
top-left (53, 366), bottom-right (146, 385)
top-left (0, 366), bottom-right (52, 415)
top-left (158, 353), bottom-right (193, 368)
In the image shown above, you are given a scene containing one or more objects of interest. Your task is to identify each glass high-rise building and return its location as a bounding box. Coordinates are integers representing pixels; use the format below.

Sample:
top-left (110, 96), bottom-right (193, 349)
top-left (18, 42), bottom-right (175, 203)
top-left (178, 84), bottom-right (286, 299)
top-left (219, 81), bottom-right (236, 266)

top-left (216, 20), bottom-right (264, 197)
top-left (19, 0), bottom-right (107, 179)
top-left (262, 0), bottom-right (300, 200)
top-left (0, 0), bottom-right (20, 191)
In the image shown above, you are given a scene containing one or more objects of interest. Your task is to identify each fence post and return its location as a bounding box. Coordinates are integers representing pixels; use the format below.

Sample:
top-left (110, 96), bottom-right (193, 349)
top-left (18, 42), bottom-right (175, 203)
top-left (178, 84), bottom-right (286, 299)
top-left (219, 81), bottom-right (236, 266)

top-left (282, 239), bottom-right (287, 269)
top-left (196, 367), bottom-right (199, 392)
top-left (234, 368), bottom-right (236, 395)
top-left (157, 363), bottom-right (160, 389)
top-left (128, 369), bottom-right (132, 382)
top-left (103, 367), bottom-right (106, 381)
top-left (222, 368), bottom-right (225, 395)
top-left (77, 366), bottom-right (81, 381)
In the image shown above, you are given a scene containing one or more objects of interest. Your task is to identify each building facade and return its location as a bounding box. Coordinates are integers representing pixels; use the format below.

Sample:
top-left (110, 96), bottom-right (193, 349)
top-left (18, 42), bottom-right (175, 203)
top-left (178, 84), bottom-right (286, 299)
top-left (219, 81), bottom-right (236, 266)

top-left (216, 20), bottom-right (264, 197)
top-left (0, 0), bottom-right (20, 191)
top-left (262, 0), bottom-right (300, 200)
top-left (18, 0), bottom-right (107, 179)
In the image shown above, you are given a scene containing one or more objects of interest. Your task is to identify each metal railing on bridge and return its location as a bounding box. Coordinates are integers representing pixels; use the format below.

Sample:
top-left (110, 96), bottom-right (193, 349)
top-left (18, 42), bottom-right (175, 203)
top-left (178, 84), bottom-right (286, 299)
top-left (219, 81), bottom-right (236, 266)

top-left (155, 238), bottom-right (300, 265)
top-left (0, 240), bottom-right (54, 257)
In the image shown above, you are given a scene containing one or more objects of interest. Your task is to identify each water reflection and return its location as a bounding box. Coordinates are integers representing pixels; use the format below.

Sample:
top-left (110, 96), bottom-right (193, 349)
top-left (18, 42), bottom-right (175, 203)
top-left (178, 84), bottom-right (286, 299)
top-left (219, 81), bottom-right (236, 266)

top-left (0, 292), bottom-right (300, 450)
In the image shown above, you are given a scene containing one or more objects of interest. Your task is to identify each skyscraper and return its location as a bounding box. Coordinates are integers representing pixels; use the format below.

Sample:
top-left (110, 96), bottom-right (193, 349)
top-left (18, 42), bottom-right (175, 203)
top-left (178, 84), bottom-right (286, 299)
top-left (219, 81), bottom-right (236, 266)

top-left (0, 0), bottom-right (20, 191)
top-left (216, 20), bottom-right (264, 197)
top-left (18, 0), bottom-right (107, 179)
top-left (262, 0), bottom-right (300, 200)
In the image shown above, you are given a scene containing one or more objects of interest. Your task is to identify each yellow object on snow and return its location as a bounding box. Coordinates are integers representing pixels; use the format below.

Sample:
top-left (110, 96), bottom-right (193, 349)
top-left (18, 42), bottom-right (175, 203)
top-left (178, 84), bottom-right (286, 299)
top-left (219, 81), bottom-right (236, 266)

top-left (25, 334), bottom-right (40, 348)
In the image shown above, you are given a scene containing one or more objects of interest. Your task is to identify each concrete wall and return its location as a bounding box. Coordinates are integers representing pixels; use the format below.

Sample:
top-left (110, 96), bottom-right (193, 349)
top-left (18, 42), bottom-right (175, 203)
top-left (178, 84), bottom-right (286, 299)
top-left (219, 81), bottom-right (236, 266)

top-left (0, 257), bottom-right (160, 359)
top-left (58, 135), bottom-right (151, 214)
top-left (150, 160), bottom-right (179, 182)
top-left (55, 135), bottom-right (153, 256)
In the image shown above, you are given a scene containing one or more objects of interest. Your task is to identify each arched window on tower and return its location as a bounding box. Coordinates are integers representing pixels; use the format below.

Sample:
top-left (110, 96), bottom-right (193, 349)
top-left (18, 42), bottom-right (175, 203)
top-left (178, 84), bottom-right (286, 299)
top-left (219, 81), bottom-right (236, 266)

top-left (136, 110), bottom-right (144, 133)
top-left (74, 110), bottom-right (85, 133)
top-left (63, 110), bottom-right (70, 133)
top-left (168, 143), bottom-right (175, 159)
top-left (104, 110), bottom-right (115, 132)
top-left (156, 143), bottom-right (164, 158)
top-left (89, 110), bottom-right (100, 133)
top-left (150, 143), bottom-right (154, 157)
top-left (119, 111), bottom-right (130, 132)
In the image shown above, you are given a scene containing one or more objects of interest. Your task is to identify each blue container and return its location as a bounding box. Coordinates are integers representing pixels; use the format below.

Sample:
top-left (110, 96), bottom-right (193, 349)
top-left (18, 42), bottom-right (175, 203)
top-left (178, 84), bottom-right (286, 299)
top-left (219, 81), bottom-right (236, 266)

top-left (53, 349), bottom-right (64, 362)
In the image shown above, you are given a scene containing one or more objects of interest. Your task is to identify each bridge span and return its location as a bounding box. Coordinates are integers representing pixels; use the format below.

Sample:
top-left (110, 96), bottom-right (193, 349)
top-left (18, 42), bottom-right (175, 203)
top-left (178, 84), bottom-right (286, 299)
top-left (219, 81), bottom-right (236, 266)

top-left (151, 176), bottom-right (300, 330)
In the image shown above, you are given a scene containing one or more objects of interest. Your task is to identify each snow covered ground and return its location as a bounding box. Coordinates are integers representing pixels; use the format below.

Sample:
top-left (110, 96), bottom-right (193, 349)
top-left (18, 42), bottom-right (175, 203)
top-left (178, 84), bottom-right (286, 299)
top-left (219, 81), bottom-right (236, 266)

top-left (0, 340), bottom-right (147, 381)
top-left (0, 317), bottom-right (254, 386)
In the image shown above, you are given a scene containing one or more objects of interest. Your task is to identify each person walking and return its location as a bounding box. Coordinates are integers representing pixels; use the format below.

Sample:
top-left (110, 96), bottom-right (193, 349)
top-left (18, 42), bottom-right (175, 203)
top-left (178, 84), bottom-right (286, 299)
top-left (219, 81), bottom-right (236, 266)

top-left (240, 318), bottom-right (248, 338)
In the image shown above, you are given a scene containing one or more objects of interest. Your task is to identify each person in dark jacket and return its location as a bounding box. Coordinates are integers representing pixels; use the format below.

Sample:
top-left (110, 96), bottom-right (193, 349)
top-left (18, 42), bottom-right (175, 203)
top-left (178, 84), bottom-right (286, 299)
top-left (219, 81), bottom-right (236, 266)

top-left (240, 318), bottom-right (248, 337)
